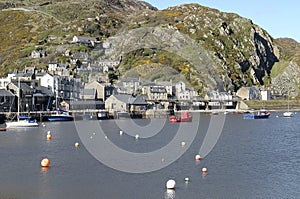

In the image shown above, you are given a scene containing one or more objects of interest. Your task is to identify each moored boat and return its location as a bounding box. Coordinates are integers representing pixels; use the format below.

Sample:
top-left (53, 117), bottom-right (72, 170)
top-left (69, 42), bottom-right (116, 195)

top-left (169, 115), bottom-right (181, 123)
top-left (6, 116), bottom-right (39, 128)
top-left (169, 111), bottom-right (192, 123)
top-left (243, 110), bottom-right (270, 119)
top-left (283, 111), bottom-right (294, 117)
top-left (43, 110), bottom-right (74, 122)
top-left (180, 111), bottom-right (193, 122)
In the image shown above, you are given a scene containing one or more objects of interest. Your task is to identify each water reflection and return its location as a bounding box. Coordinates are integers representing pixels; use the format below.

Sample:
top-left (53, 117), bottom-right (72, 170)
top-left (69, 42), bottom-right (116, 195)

top-left (164, 189), bottom-right (176, 199)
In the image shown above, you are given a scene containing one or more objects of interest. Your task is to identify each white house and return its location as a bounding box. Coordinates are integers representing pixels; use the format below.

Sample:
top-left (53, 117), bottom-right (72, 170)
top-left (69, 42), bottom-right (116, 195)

top-left (0, 77), bottom-right (11, 89)
top-left (36, 72), bottom-right (55, 95)
top-left (261, 90), bottom-right (271, 101)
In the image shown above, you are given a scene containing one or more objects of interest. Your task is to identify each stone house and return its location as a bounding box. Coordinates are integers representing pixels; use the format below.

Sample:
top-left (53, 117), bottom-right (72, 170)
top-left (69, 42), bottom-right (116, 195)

top-left (72, 36), bottom-right (98, 46)
top-left (105, 94), bottom-right (148, 115)
top-left (84, 80), bottom-right (114, 101)
top-left (31, 50), bottom-right (46, 58)
top-left (236, 86), bottom-right (260, 100)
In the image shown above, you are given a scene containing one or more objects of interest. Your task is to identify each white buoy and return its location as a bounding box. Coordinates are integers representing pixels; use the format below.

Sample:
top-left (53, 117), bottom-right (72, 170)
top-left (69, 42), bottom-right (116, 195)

top-left (135, 134), bottom-right (139, 139)
top-left (75, 142), bottom-right (79, 147)
top-left (119, 130), bottom-right (123, 135)
top-left (202, 167), bottom-right (207, 174)
top-left (184, 177), bottom-right (190, 182)
top-left (181, 141), bottom-right (186, 147)
top-left (166, 179), bottom-right (176, 189)
top-left (105, 136), bottom-right (108, 139)
top-left (195, 154), bottom-right (201, 161)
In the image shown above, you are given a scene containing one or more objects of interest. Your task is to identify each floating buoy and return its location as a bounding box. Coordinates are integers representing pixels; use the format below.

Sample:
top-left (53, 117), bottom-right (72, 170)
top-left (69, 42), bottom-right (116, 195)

top-left (166, 179), bottom-right (176, 189)
top-left (135, 134), bottom-right (139, 139)
top-left (105, 136), bottom-right (108, 139)
top-left (202, 167), bottom-right (207, 174)
top-left (184, 177), bottom-right (190, 182)
top-left (46, 134), bottom-right (52, 140)
top-left (74, 142), bottom-right (79, 147)
top-left (181, 142), bottom-right (186, 147)
top-left (119, 130), bottom-right (123, 135)
top-left (41, 158), bottom-right (50, 167)
top-left (195, 154), bottom-right (201, 161)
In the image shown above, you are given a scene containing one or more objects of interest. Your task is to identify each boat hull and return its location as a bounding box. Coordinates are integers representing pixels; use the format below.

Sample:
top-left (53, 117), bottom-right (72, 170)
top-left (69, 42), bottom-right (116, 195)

top-left (6, 120), bottom-right (39, 128)
top-left (283, 112), bottom-right (294, 117)
top-left (44, 115), bottom-right (74, 122)
top-left (243, 111), bottom-right (270, 119)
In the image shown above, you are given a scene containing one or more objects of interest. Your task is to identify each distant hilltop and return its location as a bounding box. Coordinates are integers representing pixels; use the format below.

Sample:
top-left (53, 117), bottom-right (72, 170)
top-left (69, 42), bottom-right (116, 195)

top-left (0, 0), bottom-right (299, 96)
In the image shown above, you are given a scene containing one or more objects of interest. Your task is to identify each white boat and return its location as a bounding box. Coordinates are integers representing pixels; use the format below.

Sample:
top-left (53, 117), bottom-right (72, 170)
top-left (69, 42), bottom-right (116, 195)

top-left (5, 78), bottom-right (39, 128)
top-left (283, 111), bottom-right (294, 117)
top-left (6, 116), bottom-right (39, 128)
top-left (283, 92), bottom-right (294, 117)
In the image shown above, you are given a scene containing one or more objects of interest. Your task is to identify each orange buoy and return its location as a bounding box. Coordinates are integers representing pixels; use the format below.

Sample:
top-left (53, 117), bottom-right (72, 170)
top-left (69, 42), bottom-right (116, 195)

top-left (195, 154), bottom-right (201, 161)
top-left (41, 158), bottom-right (50, 167)
top-left (202, 167), bottom-right (207, 174)
top-left (46, 134), bottom-right (52, 140)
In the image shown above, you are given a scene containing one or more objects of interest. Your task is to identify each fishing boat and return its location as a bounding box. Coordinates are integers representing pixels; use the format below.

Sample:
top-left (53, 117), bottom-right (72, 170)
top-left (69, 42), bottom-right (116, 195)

top-left (180, 111), bottom-right (193, 122)
top-left (169, 111), bottom-right (192, 123)
top-left (169, 115), bottom-right (181, 123)
top-left (243, 110), bottom-right (270, 119)
top-left (43, 109), bottom-right (74, 122)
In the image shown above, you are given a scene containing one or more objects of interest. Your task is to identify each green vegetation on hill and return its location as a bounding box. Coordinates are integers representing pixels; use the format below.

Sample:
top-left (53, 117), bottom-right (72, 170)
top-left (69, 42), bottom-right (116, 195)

top-left (0, 0), bottom-right (299, 95)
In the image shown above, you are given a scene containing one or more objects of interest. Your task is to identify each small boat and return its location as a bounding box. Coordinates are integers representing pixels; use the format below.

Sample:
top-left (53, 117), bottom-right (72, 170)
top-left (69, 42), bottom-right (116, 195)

top-left (243, 110), bottom-right (270, 119)
top-left (180, 111), bottom-right (192, 122)
top-left (97, 111), bottom-right (109, 120)
top-left (43, 110), bottom-right (74, 122)
top-left (169, 112), bottom-right (192, 123)
top-left (6, 116), bottom-right (39, 128)
top-left (283, 111), bottom-right (294, 117)
top-left (283, 88), bottom-right (293, 117)
top-left (169, 115), bottom-right (181, 123)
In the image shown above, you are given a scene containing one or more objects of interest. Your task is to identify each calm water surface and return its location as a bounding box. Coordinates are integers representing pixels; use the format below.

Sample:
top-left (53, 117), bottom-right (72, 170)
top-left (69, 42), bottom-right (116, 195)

top-left (0, 112), bottom-right (299, 199)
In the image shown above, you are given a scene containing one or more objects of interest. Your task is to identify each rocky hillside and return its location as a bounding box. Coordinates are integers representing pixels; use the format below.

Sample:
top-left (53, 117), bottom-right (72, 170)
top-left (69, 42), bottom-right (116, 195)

top-left (0, 1), bottom-right (299, 96)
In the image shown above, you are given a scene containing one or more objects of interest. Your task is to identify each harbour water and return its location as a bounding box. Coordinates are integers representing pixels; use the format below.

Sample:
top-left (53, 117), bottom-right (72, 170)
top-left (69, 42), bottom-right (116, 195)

top-left (0, 112), bottom-right (299, 198)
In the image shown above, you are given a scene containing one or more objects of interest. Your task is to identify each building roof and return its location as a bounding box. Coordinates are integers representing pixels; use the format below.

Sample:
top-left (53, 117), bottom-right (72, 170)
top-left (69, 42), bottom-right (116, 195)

top-left (123, 77), bottom-right (139, 83)
top-left (71, 100), bottom-right (104, 105)
top-left (113, 94), bottom-right (148, 105)
top-left (0, 89), bottom-right (14, 97)
top-left (150, 86), bottom-right (167, 93)
top-left (11, 82), bottom-right (34, 92)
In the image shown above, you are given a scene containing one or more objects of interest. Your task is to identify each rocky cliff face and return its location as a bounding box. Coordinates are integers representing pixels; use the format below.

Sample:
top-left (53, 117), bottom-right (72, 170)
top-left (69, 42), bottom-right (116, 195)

top-left (112, 4), bottom-right (279, 93)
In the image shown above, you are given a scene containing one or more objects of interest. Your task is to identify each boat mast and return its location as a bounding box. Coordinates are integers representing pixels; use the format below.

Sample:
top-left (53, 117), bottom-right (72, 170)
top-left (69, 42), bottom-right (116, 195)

top-left (17, 77), bottom-right (20, 121)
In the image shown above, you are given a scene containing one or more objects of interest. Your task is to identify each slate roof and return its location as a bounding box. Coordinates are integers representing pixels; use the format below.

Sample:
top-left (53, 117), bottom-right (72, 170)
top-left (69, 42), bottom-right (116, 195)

top-left (113, 94), bottom-right (148, 105)
top-left (0, 89), bottom-right (14, 97)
